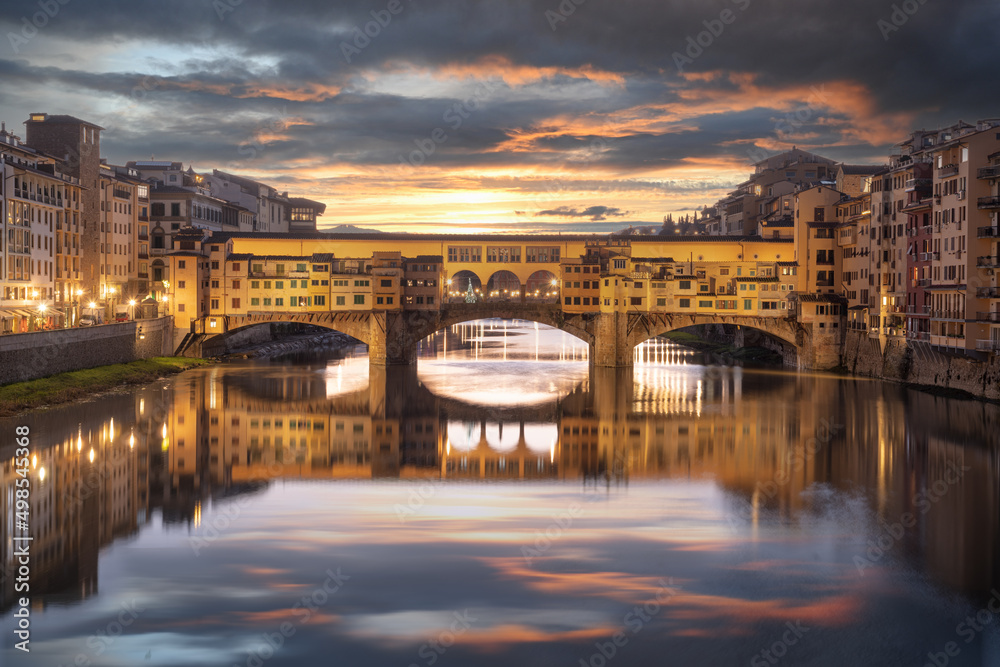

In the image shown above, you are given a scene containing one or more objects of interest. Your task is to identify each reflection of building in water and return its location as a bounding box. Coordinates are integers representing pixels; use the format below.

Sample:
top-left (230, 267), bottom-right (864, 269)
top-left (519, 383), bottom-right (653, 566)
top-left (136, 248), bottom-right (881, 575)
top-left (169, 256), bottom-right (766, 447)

top-left (1, 399), bottom-right (141, 613)
top-left (3, 335), bottom-right (999, 608)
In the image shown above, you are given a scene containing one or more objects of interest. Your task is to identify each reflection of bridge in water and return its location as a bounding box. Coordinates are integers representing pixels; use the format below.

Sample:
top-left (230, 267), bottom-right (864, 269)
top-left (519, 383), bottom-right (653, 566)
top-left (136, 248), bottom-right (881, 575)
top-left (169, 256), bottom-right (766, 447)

top-left (3, 351), bottom-right (999, 612)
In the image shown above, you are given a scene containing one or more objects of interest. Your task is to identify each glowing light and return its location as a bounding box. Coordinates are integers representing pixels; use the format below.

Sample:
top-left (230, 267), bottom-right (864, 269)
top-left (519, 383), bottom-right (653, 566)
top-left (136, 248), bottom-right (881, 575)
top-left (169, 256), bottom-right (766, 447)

top-left (76, 289), bottom-right (83, 296)
top-left (39, 467), bottom-right (46, 482)
top-left (128, 299), bottom-right (136, 307)
top-left (129, 433), bottom-right (135, 449)
top-left (76, 434), bottom-right (82, 451)
top-left (162, 423), bottom-right (168, 438)
top-left (39, 303), bottom-right (47, 312)
top-left (88, 301), bottom-right (97, 309)
top-left (88, 448), bottom-right (95, 463)
top-left (31, 454), bottom-right (37, 469)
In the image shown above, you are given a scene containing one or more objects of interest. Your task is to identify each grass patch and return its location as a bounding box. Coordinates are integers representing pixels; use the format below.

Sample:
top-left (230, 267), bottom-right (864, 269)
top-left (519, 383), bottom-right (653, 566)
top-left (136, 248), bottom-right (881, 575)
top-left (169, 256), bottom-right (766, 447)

top-left (0, 357), bottom-right (213, 417)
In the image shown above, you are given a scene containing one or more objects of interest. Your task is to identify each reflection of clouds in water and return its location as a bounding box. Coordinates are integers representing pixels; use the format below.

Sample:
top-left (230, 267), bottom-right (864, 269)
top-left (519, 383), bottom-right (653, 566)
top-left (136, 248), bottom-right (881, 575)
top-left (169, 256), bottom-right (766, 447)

top-left (322, 355), bottom-right (370, 397)
top-left (523, 423), bottom-right (559, 454)
top-left (419, 360), bottom-right (587, 407)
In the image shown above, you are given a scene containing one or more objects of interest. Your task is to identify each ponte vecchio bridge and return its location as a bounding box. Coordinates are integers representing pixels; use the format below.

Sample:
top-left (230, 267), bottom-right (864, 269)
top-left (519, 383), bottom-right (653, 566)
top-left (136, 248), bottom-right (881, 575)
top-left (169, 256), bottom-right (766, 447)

top-left (166, 232), bottom-right (844, 369)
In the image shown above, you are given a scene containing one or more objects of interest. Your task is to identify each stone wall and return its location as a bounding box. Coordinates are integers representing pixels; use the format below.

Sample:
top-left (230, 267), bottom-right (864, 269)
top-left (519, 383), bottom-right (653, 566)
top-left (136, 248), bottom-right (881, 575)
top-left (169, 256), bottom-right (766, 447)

top-left (841, 330), bottom-right (1000, 401)
top-left (0, 317), bottom-right (174, 385)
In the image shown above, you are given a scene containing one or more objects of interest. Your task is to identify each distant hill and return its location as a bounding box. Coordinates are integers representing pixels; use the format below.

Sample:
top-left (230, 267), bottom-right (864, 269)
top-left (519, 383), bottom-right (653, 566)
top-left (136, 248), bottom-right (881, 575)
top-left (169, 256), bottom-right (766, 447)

top-left (322, 224), bottom-right (384, 234)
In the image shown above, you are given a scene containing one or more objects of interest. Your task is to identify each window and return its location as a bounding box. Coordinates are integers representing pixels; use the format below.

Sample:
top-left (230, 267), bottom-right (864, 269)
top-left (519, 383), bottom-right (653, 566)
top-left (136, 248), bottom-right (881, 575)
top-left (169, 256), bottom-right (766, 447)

top-left (526, 246), bottom-right (560, 263)
top-left (447, 246), bottom-right (481, 263)
top-left (275, 264), bottom-right (285, 275)
top-left (170, 203), bottom-right (180, 217)
top-left (211, 261), bottom-right (220, 269)
top-left (263, 298), bottom-right (271, 306)
top-left (232, 298), bottom-right (240, 308)
top-left (377, 297), bottom-right (384, 305)
top-left (251, 281), bottom-right (259, 289)
top-left (177, 303), bottom-right (185, 312)
top-left (744, 299), bottom-right (752, 310)
top-left (275, 281), bottom-right (284, 289)
top-left (380, 279), bottom-right (393, 287)
top-left (314, 295), bottom-right (325, 306)
top-left (486, 246), bottom-right (521, 263)
top-left (354, 295), bottom-right (365, 305)
top-left (178, 260), bottom-right (186, 269)
top-left (679, 298), bottom-right (690, 308)
top-left (177, 280), bottom-right (186, 289)
top-left (211, 280), bottom-right (219, 288)
top-left (656, 298), bottom-right (666, 307)
top-left (630, 297), bottom-right (642, 306)
top-left (679, 280), bottom-right (691, 290)
top-left (354, 280), bottom-right (369, 287)
top-left (151, 203), bottom-right (164, 216)
top-left (336, 296), bottom-right (345, 306)
top-left (252, 263), bottom-right (263, 273)
top-left (275, 297), bottom-right (284, 306)
top-left (232, 280), bottom-right (240, 289)
top-left (250, 298), bottom-right (260, 306)
top-left (386, 297), bottom-right (393, 305)
top-left (699, 300), bottom-right (712, 308)
top-left (211, 299), bottom-right (219, 309)
top-left (613, 259), bottom-right (626, 269)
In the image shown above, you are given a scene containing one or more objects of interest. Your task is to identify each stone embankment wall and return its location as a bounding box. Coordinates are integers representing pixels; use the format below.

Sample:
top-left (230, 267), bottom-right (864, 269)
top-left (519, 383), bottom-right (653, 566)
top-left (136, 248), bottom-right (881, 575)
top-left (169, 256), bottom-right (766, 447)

top-left (841, 330), bottom-right (1000, 401)
top-left (0, 317), bottom-right (174, 385)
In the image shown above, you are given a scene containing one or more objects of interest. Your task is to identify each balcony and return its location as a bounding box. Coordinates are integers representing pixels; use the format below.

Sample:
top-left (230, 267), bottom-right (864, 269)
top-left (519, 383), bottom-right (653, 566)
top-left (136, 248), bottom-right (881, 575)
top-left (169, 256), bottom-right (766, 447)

top-left (976, 312), bottom-right (1000, 323)
top-left (977, 287), bottom-right (1000, 298)
top-left (976, 340), bottom-right (1000, 352)
top-left (977, 166), bottom-right (1000, 180)
top-left (917, 279), bottom-right (931, 287)
top-left (908, 331), bottom-right (931, 341)
top-left (979, 196), bottom-right (1000, 209)
top-left (938, 163), bottom-right (959, 178)
top-left (930, 310), bottom-right (964, 320)
top-left (904, 178), bottom-right (933, 192)
top-left (978, 226), bottom-right (1000, 238)
top-left (977, 256), bottom-right (1000, 268)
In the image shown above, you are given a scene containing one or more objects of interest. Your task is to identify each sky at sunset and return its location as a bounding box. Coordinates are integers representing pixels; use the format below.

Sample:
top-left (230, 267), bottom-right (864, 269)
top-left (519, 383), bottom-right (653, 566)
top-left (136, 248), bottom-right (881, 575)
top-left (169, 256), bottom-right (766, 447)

top-left (1, 0), bottom-right (998, 233)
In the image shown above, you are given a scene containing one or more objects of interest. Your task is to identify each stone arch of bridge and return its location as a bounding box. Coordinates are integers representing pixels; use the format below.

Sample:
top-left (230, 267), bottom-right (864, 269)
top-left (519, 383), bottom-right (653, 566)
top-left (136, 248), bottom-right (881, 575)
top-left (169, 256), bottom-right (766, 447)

top-left (627, 316), bottom-right (802, 363)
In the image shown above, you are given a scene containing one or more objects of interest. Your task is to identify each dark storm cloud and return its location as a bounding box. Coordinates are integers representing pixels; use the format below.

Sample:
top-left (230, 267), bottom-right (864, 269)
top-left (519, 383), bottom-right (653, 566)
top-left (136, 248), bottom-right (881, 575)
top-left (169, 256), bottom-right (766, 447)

top-left (0, 0), bottom-right (996, 198)
top-left (535, 205), bottom-right (630, 221)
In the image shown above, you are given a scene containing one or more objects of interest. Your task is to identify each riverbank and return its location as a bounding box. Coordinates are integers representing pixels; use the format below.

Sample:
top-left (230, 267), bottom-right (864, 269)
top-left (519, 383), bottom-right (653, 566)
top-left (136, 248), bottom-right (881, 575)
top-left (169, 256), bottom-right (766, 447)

top-left (220, 330), bottom-right (358, 360)
top-left (0, 357), bottom-right (213, 418)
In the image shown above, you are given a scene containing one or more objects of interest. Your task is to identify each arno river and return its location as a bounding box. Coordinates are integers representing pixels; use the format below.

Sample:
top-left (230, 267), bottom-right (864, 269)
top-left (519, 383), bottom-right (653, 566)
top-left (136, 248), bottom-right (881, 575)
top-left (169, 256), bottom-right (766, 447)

top-left (2, 320), bottom-right (999, 666)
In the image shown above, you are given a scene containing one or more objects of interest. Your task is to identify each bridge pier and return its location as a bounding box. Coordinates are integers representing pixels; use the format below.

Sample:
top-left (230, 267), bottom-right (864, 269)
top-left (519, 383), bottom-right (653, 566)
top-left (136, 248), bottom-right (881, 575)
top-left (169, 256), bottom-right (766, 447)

top-left (591, 311), bottom-right (633, 367)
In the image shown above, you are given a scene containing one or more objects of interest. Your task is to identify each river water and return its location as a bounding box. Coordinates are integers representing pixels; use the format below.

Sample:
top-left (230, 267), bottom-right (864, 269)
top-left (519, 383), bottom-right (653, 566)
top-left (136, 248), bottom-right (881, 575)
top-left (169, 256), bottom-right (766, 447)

top-left (2, 320), bottom-right (999, 666)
